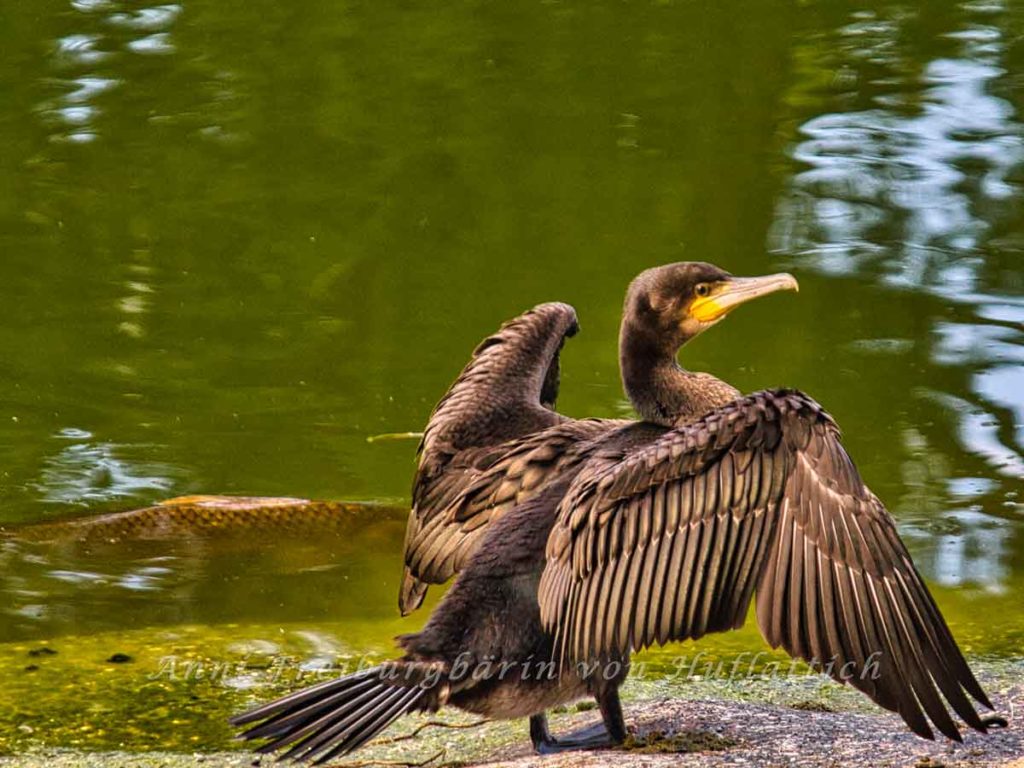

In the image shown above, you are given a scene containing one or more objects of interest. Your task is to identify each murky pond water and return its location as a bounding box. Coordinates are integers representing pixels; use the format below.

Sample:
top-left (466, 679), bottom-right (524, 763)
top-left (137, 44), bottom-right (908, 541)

top-left (0, 0), bottom-right (1021, 754)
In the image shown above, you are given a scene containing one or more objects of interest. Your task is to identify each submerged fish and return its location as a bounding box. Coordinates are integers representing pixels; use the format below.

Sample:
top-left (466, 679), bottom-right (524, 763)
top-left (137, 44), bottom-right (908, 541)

top-left (1, 495), bottom-right (400, 543)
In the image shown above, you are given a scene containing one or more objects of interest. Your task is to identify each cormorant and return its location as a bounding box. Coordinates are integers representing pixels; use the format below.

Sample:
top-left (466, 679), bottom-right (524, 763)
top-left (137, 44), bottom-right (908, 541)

top-left (232, 262), bottom-right (1000, 763)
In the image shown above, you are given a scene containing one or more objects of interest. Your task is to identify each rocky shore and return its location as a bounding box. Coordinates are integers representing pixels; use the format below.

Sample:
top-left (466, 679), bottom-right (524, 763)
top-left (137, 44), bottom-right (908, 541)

top-left (2, 664), bottom-right (1020, 768)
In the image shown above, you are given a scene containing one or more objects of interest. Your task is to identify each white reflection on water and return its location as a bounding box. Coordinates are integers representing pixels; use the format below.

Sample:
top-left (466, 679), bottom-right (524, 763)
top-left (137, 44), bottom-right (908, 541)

top-left (117, 565), bottom-right (174, 591)
top-left (66, 75), bottom-right (118, 103)
top-left (49, 569), bottom-right (107, 584)
top-left (32, 436), bottom-right (174, 505)
top-left (773, 13), bottom-right (1023, 278)
top-left (37, 2), bottom-right (184, 143)
top-left (931, 509), bottom-right (1011, 592)
top-left (127, 32), bottom-right (176, 56)
top-left (771, 3), bottom-right (1024, 587)
top-left (933, 321), bottom-right (1023, 366)
top-left (117, 252), bottom-right (154, 338)
top-left (34, 0), bottom-right (248, 155)
top-left (54, 34), bottom-right (110, 68)
top-left (106, 4), bottom-right (181, 31)
top-left (71, 0), bottom-right (113, 12)
top-left (43, 33), bottom-right (118, 142)
top-left (928, 389), bottom-right (1024, 477)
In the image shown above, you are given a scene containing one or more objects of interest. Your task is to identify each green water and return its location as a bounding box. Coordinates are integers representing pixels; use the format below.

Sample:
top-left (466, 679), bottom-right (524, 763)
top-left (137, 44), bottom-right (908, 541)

top-left (0, 0), bottom-right (1022, 754)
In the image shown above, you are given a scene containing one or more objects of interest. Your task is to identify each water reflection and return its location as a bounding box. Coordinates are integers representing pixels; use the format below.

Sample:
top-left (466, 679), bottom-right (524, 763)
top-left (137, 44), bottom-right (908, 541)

top-left (774, 4), bottom-right (1023, 278)
top-left (0, 0), bottom-right (1020, 663)
top-left (771, 1), bottom-right (1024, 589)
top-left (107, 4), bottom-right (181, 31)
top-left (915, 506), bottom-right (1013, 592)
top-left (71, 0), bottom-right (114, 12)
top-left (53, 33), bottom-right (110, 68)
top-left (0, 505), bottom-right (406, 644)
top-left (38, 1), bottom-right (186, 144)
top-left (44, 32), bottom-right (117, 143)
top-left (126, 33), bottom-right (175, 56)
top-left (31, 428), bottom-right (176, 505)
top-left (117, 250), bottom-right (153, 338)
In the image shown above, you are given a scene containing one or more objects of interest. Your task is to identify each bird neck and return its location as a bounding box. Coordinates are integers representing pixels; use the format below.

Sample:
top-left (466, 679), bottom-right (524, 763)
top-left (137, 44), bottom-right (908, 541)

top-left (619, 329), bottom-right (739, 428)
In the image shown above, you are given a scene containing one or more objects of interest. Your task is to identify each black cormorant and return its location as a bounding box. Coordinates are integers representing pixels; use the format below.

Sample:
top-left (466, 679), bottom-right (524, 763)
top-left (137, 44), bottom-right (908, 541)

top-left (232, 262), bottom-right (1000, 763)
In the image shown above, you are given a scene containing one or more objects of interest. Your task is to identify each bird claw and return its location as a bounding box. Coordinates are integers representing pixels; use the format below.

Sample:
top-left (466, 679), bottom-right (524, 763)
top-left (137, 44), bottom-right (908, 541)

top-left (981, 714), bottom-right (1008, 729)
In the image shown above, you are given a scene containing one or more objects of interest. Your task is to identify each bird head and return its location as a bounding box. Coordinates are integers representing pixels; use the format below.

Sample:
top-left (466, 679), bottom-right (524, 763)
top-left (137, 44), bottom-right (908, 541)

top-left (623, 261), bottom-right (799, 350)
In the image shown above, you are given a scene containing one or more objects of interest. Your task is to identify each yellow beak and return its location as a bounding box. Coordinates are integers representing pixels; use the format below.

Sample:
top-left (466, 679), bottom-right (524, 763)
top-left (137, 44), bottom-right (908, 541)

top-left (689, 272), bottom-right (799, 323)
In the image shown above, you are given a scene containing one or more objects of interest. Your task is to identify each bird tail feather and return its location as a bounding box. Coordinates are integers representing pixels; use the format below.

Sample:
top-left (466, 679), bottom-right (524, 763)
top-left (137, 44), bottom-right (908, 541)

top-left (231, 662), bottom-right (441, 763)
top-left (399, 567), bottom-right (429, 616)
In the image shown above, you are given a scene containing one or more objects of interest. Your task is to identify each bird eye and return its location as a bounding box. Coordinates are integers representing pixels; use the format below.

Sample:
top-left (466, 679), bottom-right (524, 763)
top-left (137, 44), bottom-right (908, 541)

top-left (694, 283), bottom-right (711, 298)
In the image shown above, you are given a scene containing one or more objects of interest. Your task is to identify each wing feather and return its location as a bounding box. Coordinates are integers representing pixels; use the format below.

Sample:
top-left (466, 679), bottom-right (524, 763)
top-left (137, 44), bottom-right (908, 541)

top-left (657, 515), bottom-right (688, 645)
top-left (400, 303), bottom-right (581, 614)
top-left (671, 513), bottom-right (703, 641)
top-left (604, 541), bottom-right (632, 654)
top-left (401, 418), bottom-right (618, 614)
top-left (539, 389), bottom-right (994, 741)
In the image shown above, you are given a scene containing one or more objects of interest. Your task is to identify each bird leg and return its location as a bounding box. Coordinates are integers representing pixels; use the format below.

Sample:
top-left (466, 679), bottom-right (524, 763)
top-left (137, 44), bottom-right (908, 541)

top-left (528, 686), bottom-right (628, 754)
top-left (596, 682), bottom-right (628, 744)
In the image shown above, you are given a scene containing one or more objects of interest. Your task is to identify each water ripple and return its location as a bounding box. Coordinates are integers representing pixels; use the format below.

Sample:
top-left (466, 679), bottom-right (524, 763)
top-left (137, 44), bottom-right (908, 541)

top-left (127, 32), bottom-right (175, 56)
top-left (107, 4), bottom-right (181, 31)
top-left (774, 3), bottom-right (1024, 489)
top-left (919, 388), bottom-right (1024, 479)
top-left (771, 2), bottom-right (1024, 590)
top-left (773, 7), bottom-right (1024, 281)
top-left (54, 34), bottom-right (110, 67)
top-left (31, 436), bottom-right (176, 505)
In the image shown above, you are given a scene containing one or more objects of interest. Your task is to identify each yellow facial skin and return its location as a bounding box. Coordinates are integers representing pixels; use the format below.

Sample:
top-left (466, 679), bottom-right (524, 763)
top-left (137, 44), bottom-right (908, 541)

top-left (688, 273), bottom-right (799, 323)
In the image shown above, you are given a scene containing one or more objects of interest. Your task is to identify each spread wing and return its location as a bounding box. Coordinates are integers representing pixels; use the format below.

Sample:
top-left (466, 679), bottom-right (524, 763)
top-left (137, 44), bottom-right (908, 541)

top-left (404, 419), bottom-right (620, 601)
top-left (539, 390), bottom-right (994, 741)
top-left (400, 302), bottom-right (580, 614)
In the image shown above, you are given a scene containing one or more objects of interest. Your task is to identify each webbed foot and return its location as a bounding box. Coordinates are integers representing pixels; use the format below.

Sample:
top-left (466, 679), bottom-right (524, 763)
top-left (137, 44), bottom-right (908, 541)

top-left (530, 715), bottom-right (614, 754)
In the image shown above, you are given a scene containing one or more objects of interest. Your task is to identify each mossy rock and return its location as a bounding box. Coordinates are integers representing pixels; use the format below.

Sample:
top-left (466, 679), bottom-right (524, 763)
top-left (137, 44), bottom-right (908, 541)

top-left (789, 699), bottom-right (835, 712)
top-left (621, 729), bottom-right (737, 754)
